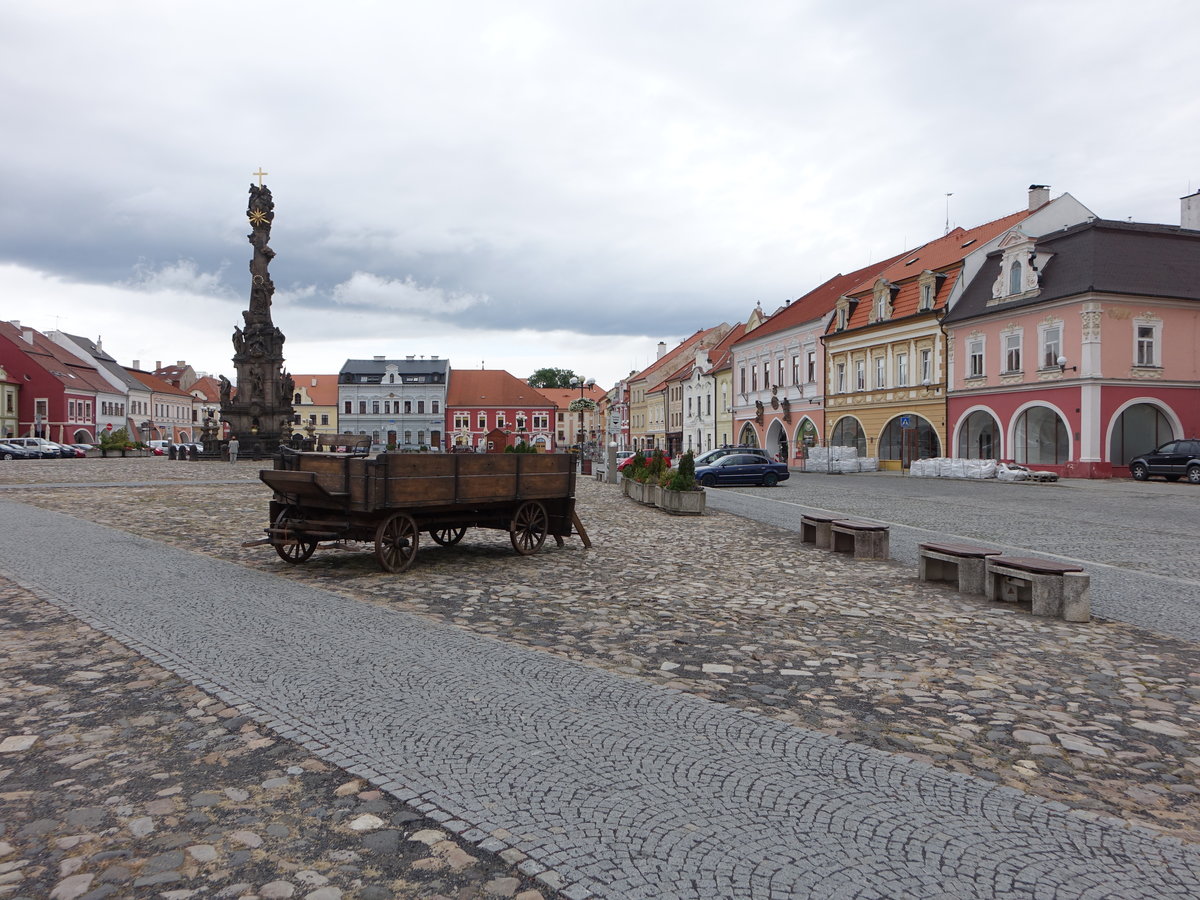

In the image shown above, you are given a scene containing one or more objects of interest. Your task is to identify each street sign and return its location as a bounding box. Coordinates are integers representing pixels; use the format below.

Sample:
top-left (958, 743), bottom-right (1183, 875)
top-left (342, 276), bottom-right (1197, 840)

top-left (105, 423), bottom-right (113, 431)
top-left (900, 415), bottom-right (913, 429)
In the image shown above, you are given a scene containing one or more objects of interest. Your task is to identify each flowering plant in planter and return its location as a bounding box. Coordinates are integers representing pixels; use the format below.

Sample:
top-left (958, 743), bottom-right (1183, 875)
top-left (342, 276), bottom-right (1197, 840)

top-left (627, 450), bottom-right (649, 483)
top-left (646, 449), bottom-right (668, 482)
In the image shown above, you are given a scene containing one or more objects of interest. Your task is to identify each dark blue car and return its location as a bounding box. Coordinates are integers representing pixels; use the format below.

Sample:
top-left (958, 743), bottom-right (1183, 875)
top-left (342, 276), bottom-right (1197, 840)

top-left (695, 453), bottom-right (790, 487)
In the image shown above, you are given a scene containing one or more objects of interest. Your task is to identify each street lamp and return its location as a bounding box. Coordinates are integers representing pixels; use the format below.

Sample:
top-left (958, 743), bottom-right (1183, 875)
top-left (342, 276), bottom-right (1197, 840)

top-left (569, 376), bottom-right (596, 451)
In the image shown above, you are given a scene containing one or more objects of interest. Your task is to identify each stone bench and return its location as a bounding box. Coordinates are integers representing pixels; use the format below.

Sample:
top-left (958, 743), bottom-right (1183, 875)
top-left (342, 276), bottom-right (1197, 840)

top-left (830, 519), bottom-right (890, 560)
top-left (800, 514), bottom-right (836, 549)
top-left (918, 542), bottom-right (1002, 596)
top-left (985, 556), bottom-right (1090, 622)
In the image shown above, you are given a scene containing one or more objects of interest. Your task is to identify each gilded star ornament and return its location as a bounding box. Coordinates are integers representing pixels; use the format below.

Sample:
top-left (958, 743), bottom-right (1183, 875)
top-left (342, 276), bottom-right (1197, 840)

top-left (248, 209), bottom-right (270, 226)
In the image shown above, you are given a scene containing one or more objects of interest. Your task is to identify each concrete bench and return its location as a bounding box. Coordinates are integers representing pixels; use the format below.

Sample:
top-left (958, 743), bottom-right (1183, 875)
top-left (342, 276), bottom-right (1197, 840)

top-left (918, 542), bottom-right (1002, 596)
top-left (830, 519), bottom-right (890, 560)
top-left (800, 514), bottom-right (836, 549)
top-left (985, 556), bottom-right (1090, 622)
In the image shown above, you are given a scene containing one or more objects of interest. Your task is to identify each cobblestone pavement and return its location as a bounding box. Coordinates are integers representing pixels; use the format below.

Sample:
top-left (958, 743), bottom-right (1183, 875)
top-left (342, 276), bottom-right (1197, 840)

top-left (0, 579), bottom-right (548, 900)
top-left (1, 458), bottom-right (1199, 898)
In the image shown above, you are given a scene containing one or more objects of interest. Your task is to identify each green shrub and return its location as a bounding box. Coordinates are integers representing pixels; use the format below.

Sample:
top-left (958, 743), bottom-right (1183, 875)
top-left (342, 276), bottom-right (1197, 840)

top-left (664, 450), bottom-right (697, 491)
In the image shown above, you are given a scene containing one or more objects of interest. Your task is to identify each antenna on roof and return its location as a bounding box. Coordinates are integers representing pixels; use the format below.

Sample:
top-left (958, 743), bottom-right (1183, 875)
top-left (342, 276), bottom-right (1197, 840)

top-left (944, 192), bottom-right (954, 235)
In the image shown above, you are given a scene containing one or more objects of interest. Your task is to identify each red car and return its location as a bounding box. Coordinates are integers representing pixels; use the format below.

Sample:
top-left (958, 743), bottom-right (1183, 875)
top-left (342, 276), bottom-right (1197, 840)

top-left (617, 452), bottom-right (672, 472)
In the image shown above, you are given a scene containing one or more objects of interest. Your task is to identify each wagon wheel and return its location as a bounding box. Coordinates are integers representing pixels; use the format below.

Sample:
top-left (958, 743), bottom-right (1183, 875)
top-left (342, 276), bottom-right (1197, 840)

top-left (273, 506), bottom-right (317, 564)
top-left (429, 526), bottom-right (467, 546)
top-left (375, 512), bottom-right (420, 573)
top-left (509, 501), bottom-right (548, 556)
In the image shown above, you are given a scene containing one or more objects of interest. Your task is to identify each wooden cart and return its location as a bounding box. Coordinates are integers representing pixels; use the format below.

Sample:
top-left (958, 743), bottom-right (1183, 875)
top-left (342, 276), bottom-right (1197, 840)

top-left (256, 451), bottom-right (590, 572)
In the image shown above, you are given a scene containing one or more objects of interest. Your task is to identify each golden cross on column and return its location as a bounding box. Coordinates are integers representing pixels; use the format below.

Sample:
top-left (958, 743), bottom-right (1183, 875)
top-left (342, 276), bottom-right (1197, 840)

top-left (252, 168), bottom-right (268, 186)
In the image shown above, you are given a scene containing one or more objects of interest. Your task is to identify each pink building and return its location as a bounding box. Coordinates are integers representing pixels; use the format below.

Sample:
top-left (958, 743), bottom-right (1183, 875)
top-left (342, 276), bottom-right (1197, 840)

top-left (944, 208), bottom-right (1200, 478)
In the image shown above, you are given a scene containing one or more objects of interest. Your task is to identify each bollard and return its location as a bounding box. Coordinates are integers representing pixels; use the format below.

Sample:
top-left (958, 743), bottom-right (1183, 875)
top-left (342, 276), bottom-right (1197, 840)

top-left (1061, 572), bottom-right (1091, 623)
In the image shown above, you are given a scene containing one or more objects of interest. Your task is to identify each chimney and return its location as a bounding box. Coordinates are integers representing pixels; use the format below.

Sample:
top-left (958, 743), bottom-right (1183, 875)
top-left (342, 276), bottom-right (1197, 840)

top-left (1028, 184), bottom-right (1050, 210)
top-left (96, 337), bottom-right (103, 353)
top-left (177, 360), bottom-right (185, 367)
top-left (657, 341), bottom-right (667, 359)
top-left (22, 329), bottom-right (34, 345)
top-left (373, 355), bottom-right (385, 361)
top-left (431, 355), bottom-right (439, 360)
top-left (132, 360), bottom-right (140, 370)
top-left (1182, 190), bottom-right (1200, 231)
top-left (155, 360), bottom-right (162, 370)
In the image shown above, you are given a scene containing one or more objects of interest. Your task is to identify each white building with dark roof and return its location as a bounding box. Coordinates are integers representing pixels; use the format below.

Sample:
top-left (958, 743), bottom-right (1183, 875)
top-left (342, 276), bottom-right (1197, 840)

top-left (338, 355), bottom-right (449, 449)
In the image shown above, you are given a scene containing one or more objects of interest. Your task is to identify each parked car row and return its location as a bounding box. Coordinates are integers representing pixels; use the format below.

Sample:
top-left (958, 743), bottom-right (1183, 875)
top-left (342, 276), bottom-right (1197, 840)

top-left (0, 438), bottom-right (93, 459)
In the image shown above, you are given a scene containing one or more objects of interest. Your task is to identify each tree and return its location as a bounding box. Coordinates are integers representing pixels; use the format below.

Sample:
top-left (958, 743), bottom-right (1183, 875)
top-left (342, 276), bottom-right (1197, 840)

top-left (527, 367), bottom-right (579, 389)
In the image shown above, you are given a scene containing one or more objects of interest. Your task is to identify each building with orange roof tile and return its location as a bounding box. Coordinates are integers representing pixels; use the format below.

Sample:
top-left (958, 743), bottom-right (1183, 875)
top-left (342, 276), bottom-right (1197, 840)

top-left (627, 325), bottom-right (731, 452)
top-left (445, 369), bottom-right (557, 451)
top-left (0, 321), bottom-right (116, 442)
top-left (821, 186), bottom-right (1093, 469)
top-left (536, 382), bottom-right (606, 449)
top-left (126, 367), bottom-right (197, 443)
top-left (289, 374), bottom-right (340, 439)
top-left (730, 253), bottom-right (909, 462)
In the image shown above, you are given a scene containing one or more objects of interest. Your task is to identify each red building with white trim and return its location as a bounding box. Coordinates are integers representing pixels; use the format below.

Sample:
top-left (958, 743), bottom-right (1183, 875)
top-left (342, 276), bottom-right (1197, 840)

top-left (445, 370), bottom-right (557, 451)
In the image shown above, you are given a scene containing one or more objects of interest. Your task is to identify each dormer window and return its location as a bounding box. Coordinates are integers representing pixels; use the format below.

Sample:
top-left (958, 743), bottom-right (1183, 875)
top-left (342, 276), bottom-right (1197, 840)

top-left (991, 228), bottom-right (1047, 303)
top-left (870, 280), bottom-right (894, 323)
top-left (920, 283), bottom-right (932, 310)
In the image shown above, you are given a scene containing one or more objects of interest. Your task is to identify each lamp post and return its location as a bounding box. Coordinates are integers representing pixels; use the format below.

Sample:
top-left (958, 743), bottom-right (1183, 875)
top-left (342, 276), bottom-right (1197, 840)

top-left (569, 376), bottom-right (596, 451)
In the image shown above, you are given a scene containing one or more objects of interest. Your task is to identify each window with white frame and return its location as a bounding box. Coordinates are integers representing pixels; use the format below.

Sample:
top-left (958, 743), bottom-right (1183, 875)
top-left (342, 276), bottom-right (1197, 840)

top-left (777, 358), bottom-right (785, 387)
top-left (751, 368), bottom-right (758, 391)
top-left (874, 292), bottom-right (887, 321)
top-left (763, 361), bottom-right (770, 387)
top-left (1135, 322), bottom-right (1159, 366)
top-left (477, 413), bottom-right (486, 429)
top-left (739, 368), bottom-right (746, 393)
top-left (496, 413), bottom-right (505, 428)
top-left (516, 413), bottom-right (527, 430)
top-left (968, 339), bottom-right (984, 378)
top-left (919, 283), bottom-right (933, 311)
top-left (897, 353), bottom-right (909, 387)
top-left (806, 351), bottom-right (816, 383)
top-left (920, 348), bottom-right (932, 384)
top-left (875, 356), bottom-right (886, 388)
top-left (792, 355), bottom-right (800, 385)
top-left (1008, 261), bottom-right (1022, 295)
top-left (1004, 333), bottom-right (1022, 372)
top-left (1040, 324), bottom-right (1062, 369)
top-left (836, 362), bottom-right (846, 393)
top-left (533, 413), bottom-right (548, 430)
top-left (856, 360), bottom-right (865, 391)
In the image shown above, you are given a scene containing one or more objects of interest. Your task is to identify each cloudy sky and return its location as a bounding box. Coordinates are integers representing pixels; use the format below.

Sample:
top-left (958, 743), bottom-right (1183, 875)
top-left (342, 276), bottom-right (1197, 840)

top-left (2, 2), bottom-right (1197, 389)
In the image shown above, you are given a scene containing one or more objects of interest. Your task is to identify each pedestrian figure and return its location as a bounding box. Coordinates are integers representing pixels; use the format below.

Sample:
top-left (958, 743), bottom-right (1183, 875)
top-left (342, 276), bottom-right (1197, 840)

top-left (228, 435), bottom-right (240, 464)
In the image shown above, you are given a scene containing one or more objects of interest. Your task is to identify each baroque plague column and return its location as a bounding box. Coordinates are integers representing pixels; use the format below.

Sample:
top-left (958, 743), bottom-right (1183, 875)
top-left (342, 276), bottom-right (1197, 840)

top-left (219, 171), bottom-right (295, 456)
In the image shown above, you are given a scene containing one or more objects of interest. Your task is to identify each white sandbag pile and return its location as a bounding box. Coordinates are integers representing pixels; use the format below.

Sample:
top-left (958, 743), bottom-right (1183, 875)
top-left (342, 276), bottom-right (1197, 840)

top-left (806, 445), bottom-right (858, 472)
top-left (909, 457), bottom-right (1001, 479)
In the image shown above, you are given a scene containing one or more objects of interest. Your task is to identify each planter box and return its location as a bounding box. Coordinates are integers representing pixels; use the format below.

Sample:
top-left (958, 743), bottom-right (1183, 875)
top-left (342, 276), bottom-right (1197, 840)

top-left (643, 483), bottom-right (661, 506)
top-left (657, 488), bottom-right (706, 516)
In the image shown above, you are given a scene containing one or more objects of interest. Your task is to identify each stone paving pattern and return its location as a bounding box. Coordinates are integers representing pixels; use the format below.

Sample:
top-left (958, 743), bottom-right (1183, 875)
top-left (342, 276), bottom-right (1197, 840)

top-left (1, 458), bottom-right (1199, 898)
top-left (0, 579), bottom-right (548, 900)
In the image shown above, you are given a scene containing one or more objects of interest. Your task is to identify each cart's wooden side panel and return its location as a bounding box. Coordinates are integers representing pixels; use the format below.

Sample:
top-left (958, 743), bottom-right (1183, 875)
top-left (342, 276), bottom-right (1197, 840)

top-left (455, 454), bottom-right (519, 502)
top-left (375, 454), bottom-right (459, 505)
top-left (272, 451), bottom-right (576, 512)
top-left (274, 453), bottom-right (375, 511)
top-left (513, 454), bottom-right (575, 499)
top-left (346, 458), bottom-right (372, 509)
